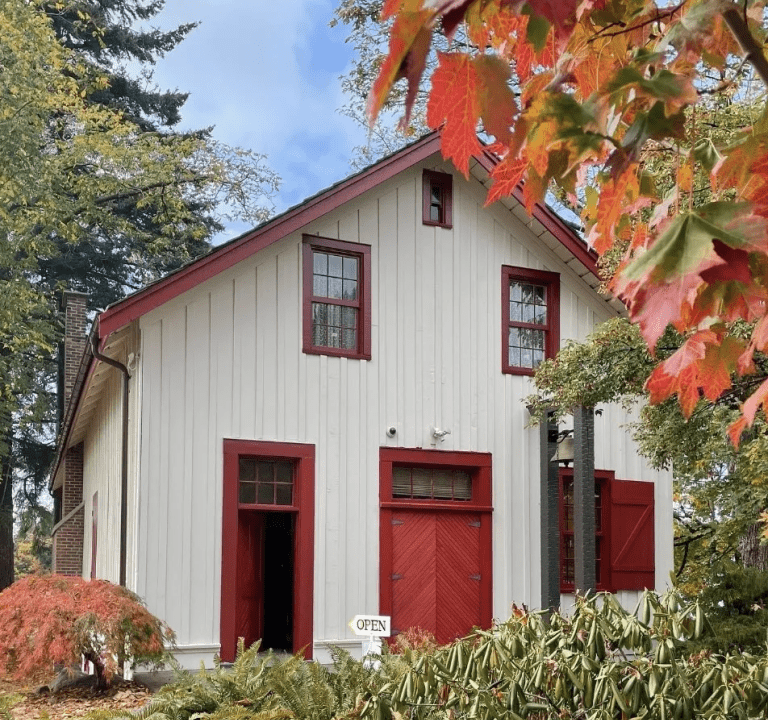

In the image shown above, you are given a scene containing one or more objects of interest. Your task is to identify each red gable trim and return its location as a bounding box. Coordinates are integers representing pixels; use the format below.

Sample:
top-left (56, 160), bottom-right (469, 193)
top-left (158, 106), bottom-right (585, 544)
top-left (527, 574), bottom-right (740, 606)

top-left (99, 134), bottom-right (443, 340)
top-left (99, 135), bottom-right (597, 341)
top-left (474, 151), bottom-right (599, 277)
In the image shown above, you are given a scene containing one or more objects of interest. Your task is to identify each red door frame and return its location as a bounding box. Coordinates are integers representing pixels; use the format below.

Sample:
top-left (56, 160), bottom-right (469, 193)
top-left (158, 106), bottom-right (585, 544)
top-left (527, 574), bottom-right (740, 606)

top-left (379, 448), bottom-right (493, 635)
top-left (221, 440), bottom-right (315, 661)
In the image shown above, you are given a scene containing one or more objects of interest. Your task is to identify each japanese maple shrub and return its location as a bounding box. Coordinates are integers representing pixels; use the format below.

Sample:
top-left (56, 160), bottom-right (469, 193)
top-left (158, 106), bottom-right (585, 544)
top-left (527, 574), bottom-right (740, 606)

top-left (0, 575), bottom-right (173, 688)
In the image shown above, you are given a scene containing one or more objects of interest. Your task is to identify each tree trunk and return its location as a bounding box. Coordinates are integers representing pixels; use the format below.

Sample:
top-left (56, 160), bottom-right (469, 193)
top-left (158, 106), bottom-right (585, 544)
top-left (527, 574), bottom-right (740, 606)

top-left (0, 455), bottom-right (14, 591)
top-left (738, 523), bottom-right (768, 571)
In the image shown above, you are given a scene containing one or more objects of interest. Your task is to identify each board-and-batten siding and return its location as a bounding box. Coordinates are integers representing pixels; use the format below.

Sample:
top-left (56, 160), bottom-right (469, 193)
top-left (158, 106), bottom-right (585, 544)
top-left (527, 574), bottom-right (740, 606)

top-left (80, 334), bottom-right (142, 586)
top-left (135, 161), bottom-right (673, 662)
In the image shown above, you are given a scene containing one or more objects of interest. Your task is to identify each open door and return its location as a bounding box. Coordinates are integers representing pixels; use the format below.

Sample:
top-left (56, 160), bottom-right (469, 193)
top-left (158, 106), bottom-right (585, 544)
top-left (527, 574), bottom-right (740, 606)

top-left (221, 441), bottom-right (314, 662)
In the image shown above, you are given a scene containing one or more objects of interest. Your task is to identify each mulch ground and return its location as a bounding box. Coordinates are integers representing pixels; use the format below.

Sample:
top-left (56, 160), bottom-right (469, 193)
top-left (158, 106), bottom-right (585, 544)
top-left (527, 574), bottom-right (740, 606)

top-left (0, 676), bottom-right (155, 719)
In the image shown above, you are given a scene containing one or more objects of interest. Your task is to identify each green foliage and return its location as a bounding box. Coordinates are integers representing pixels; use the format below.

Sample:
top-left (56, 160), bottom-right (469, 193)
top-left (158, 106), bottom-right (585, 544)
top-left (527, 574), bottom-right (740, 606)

top-left (0, 692), bottom-right (21, 720)
top-left (526, 317), bottom-right (768, 598)
top-left (687, 564), bottom-right (768, 655)
top-left (364, 592), bottom-right (768, 720)
top-left (107, 641), bottom-right (388, 720)
top-left (0, 0), bottom-right (280, 590)
top-left (103, 593), bottom-right (768, 720)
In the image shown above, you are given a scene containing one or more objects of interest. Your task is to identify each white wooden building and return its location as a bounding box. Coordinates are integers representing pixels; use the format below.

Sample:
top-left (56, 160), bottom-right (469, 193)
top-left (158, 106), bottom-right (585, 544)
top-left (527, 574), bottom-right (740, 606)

top-left (50, 133), bottom-right (673, 667)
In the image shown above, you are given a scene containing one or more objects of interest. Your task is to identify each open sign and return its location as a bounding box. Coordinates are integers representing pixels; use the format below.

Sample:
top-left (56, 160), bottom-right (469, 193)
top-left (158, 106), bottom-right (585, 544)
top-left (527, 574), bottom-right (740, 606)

top-left (349, 614), bottom-right (391, 637)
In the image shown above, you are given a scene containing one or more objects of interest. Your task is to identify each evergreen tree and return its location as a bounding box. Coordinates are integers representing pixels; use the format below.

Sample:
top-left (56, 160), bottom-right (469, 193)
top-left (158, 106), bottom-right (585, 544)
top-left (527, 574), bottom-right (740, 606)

top-left (0, 0), bottom-right (279, 588)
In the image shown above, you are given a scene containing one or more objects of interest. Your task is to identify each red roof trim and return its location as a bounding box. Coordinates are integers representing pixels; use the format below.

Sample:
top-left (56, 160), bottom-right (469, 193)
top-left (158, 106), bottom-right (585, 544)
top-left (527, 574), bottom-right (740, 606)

top-left (475, 151), bottom-right (599, 277)
top-left (99, 135), bottom-right (597, 340)
top-left (99, 134), bottom-right (444, 340)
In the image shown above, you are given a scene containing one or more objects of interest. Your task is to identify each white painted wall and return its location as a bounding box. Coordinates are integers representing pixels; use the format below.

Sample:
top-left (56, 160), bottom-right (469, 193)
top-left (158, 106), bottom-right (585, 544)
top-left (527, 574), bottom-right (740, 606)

top-left (131, 157), bottom-right (672, 665)
top-left (80, 332), bottom-right (143, 586)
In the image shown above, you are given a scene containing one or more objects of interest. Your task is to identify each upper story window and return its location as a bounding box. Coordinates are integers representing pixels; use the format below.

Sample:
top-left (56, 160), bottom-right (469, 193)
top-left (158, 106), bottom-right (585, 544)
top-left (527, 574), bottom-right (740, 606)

top-left (422, 170), bottom-right (452, 229)
top-left (501, 266), bottom-right (560, 375)
top-left (302, 235), bottom-right (371, 360)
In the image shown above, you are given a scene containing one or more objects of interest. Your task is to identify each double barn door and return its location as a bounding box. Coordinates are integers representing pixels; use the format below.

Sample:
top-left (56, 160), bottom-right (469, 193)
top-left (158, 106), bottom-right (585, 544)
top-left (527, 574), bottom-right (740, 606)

top-left (380, 449), bottom-right (493, 645)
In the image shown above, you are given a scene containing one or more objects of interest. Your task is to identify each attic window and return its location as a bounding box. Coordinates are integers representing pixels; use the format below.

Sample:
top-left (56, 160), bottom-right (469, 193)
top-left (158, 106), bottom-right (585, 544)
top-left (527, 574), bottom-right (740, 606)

top-left (502, 266), bottom-right (560, 375)
top-left (302, 235), bottom-right (371, 360)
top-left (422, 170), bottom-right (452, 228)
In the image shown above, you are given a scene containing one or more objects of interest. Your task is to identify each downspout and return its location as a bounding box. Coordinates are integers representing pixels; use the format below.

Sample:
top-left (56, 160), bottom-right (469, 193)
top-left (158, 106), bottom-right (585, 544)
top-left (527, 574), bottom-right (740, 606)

top-left (90, 335), bottom-right (130, 587)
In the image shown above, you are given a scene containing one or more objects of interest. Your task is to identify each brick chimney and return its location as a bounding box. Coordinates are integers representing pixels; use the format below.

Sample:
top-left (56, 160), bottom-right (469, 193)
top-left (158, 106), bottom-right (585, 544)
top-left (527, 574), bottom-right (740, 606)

top-left (52, 290), bottom-right (88, 577)
top-left (62, 291), bottom-right (88, 407)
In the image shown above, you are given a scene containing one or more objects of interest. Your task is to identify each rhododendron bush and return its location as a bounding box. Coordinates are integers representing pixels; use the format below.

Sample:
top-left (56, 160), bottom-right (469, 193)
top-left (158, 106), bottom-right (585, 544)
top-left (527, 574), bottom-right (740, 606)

top-left (0, 575), bottom-right (173, 688)
top-left (368, 0), bottom-right (768, 446)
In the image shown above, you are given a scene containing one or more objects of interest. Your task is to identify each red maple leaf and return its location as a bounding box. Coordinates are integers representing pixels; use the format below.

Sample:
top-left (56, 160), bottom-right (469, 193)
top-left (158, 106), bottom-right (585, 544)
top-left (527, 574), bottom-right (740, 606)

top-left (367, 11), bottom-right (433, 126)
top-left (728, 415), bottom-right (749, 448)
top-left (427, 52), bottom-right (483, 176)
top-left (486, 154), bottom-right (527, 205)
top-left (527, 0), bottom-right (579, 28)
top-left (475, 55), bottom-right (516, 144)
top-left (645, 330), bottom-right (739, 418)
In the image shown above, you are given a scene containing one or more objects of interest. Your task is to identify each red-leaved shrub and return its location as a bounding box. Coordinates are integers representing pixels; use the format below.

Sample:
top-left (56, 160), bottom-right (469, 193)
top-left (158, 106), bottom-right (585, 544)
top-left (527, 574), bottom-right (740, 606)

top-left (0, 575), bottom-right (174, 687)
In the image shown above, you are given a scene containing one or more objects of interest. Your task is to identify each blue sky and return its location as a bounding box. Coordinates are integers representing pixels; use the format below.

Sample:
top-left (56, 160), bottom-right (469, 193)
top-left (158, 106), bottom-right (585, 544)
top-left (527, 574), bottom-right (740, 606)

top-left (151, 0), bottom-right (372, 242)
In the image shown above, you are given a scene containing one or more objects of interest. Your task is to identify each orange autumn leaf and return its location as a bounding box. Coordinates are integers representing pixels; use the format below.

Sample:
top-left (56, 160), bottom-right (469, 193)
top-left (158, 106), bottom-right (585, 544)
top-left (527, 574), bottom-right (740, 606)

top-left (586, 168), bottom-right (640, 254)
top-left (677, 163), bottom-right (693, 193)
top-left (367, 10), bottom-right (433, 125)
top-left (485, 154), bottom-right (527, 205)
top-left (426, 52), bottom-right (483, 177)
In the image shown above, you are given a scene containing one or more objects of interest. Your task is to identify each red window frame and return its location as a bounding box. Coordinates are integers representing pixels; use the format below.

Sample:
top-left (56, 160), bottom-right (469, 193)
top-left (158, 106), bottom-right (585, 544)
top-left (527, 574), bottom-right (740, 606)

top-left (379, 448), bottom-right (493, 635)
top-left (302, 235), bottom-right (371, 360)
top-left (559, 468), bottom-right (613, 593)
top-left (220, 440), bottom-right (315, 661)
top-left (501, 266), bottom-right (560, 375)
top-left (422, 170), bottom-right (453, 229)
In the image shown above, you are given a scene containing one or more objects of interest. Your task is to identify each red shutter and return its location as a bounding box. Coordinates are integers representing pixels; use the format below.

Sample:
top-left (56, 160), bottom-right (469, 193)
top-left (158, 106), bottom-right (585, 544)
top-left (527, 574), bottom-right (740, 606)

top-left (610, 480), bottom-right (655, 590)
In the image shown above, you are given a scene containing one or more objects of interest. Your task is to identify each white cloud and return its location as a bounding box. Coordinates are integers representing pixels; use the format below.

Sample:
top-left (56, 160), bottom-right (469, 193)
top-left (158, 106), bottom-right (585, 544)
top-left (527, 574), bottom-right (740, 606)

top-left (151, 0), bottom-right (369, 232)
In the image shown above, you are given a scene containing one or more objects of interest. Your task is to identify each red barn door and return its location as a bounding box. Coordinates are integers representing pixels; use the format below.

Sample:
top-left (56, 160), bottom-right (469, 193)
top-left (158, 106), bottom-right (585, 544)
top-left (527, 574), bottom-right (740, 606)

top-left (390, 510), bottom-right (483, 643)
top-left (380, 449), bottom-right (493, 645)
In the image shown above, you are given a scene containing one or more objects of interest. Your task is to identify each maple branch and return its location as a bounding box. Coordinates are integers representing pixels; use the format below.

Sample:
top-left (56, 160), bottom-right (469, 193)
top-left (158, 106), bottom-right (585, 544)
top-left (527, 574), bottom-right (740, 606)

top-left (587, 3), bottom-right (684, 42)
top-left (721, 8), bottom-right (768, 90)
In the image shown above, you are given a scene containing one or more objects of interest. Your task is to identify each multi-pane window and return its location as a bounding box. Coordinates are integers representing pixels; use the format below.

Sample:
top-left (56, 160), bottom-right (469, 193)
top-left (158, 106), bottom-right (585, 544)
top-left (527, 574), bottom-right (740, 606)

top-left (502, 267), bottom-right (559, 375)
top-left (311, 252), bottom-right (358, 350)
top-left (239, 458), bottom-right (294, 506)
top-left (392, 466), bottom-right (472, 501)
top-left (302, 235), bottom-right (371, 360)
top-left (422, 170), bottom-right (452, 228)
top-left (560, 472), bottom-right (607, 592)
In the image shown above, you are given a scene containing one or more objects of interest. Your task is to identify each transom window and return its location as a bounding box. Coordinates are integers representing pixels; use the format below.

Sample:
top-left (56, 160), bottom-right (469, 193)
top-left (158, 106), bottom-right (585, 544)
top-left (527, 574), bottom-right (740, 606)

top-left (502, 266), bottom-right (559, 375)
top-left (422, 170), bottom-right (452, 229)
top-left (392, 466), bottom-right (472, 501)
top-left (302, 235), bottom-right (371, 360)
top-left (239, 458), bottom-right (294, 506)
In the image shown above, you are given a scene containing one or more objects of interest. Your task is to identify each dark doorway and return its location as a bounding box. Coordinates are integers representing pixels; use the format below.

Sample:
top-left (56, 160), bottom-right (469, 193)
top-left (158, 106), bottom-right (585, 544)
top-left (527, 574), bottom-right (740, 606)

top-left (221, 440), bottom-right (315, 663)
top-left (262, 513), bottom-right (294, 650)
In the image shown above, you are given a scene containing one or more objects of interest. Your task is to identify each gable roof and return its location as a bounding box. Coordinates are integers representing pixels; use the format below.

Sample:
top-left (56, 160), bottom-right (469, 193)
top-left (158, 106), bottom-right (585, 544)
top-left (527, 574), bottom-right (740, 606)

top-left (50, 133), bottom-right (603, 490)
top-left (97, 132), bottom-right (599, 346)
